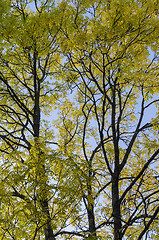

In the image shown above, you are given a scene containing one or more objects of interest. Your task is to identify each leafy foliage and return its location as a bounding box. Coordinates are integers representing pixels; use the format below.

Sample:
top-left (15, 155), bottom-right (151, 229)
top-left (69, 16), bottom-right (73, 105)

top-left (0, 0), bottom-right (159, 240)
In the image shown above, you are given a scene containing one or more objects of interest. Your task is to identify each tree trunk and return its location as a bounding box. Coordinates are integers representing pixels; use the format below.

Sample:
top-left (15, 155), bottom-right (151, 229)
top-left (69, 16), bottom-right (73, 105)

top-left (112, 176), bottom-right (122, 240)
top-left (87, 175), bottom-right (96, 239)
top-left (44, 223), bottom-right (56, 240)
top-left (41, 200), bottom-right (56, 240)
top-left (87, 204), bottom-right (96, 239)
top-left (32, 51), bottom-right (55, 240)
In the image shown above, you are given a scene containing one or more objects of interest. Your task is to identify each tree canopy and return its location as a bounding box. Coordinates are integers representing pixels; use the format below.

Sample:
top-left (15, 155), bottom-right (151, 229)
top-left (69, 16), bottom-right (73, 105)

top-left (0, 0), bottom-right (159, 240)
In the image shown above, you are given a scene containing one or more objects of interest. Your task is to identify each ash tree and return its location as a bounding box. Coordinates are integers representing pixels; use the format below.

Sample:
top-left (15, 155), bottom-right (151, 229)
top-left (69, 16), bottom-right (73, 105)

top-left (0, 1), bottom-right (82, 239)
top-left (55, 0), bottom-right (159, 239)
top-left (0, 0), bottom-right (159, 240)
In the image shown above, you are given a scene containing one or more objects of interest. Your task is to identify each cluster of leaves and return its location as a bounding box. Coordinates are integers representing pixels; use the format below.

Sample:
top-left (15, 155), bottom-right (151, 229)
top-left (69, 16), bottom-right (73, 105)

top-left (0, 0), bottom-right (158, 240)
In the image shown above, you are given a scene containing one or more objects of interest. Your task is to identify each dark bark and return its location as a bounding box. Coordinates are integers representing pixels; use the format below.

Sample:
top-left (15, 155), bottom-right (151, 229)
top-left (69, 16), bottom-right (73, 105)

top-left (87, 204), bottom-right (96, 238)
top-left (42, 200), bottom-right (56, 240)
top-left (110, 80), bottom-right (122, 239)
top-left (33, 51), bottom-right (40, 138)
top-left (32, 50), bottom-right (55, 240)
top-left (87, 171), bottom-right (96, 239)
top-left (112, 175), bottom-right (122, 240)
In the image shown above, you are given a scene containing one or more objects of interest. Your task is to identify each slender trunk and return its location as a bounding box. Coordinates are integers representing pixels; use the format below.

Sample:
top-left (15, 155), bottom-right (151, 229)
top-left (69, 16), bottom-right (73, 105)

top-left (87, 171), bottom-right (96, 239)
top-left (32, 50), bottom-right (55, 240)
top-left (111, 81), bottom-right (122, 239)
top-left (33, 51), bottom-right (40, 138)
top-left (112, 175), bottom-right (122, 240)
top-left (41, 200), bottom-right (56, 240)
top-left (87, 204), bottom-right (96, 238)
